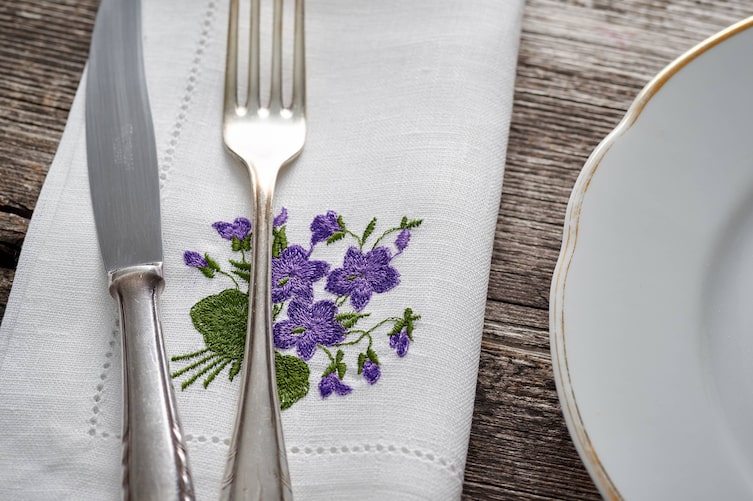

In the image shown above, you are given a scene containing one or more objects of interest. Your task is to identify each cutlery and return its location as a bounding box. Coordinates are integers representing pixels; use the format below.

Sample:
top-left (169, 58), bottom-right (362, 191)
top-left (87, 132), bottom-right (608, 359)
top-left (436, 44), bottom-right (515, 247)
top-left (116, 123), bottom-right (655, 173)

top-left (220, 0), bottom-right (305, 498)
top-left (85, 0), bottom-right (194, 498)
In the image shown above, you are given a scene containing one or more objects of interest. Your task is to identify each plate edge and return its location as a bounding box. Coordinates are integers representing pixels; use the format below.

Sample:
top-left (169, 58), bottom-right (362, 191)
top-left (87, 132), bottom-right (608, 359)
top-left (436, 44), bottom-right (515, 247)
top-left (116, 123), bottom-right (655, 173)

top-left (547, 14), bottom-right (753, 500)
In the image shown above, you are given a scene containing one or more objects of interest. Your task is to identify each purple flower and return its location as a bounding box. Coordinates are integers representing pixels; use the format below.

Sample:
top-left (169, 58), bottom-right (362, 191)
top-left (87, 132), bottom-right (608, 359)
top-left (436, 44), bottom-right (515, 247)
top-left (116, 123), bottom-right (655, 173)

top-left (272, 245), bottom-right (329, 303)
top-left (273, 298), bottom-right (346, 360)
top-left (212, 217), bottom-right (251, 240)
top-left (325, 246), bottom-right (400, 311)
top-left (310, 211), bottom-right (341, 245)
top-left (389, 329), bottom-right (410, 357)
top-left (273, 208), bottom-right (288, 227)
top-left (318, 373), bottom-right (352, 398)
top-left (362, 361), bottom-right (381, 384)
top-left (183, 251), bottom-right (208, 268)
top-left (395, 229), bottom-right (410, 253)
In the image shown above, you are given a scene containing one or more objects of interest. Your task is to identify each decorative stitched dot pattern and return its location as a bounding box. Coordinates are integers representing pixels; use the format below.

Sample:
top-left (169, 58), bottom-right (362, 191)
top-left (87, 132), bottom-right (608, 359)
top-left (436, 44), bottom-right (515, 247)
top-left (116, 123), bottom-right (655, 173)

top-left (158, 0), bottom-right (218, 189)
top-left (88, 321), bottom-right (119, 439)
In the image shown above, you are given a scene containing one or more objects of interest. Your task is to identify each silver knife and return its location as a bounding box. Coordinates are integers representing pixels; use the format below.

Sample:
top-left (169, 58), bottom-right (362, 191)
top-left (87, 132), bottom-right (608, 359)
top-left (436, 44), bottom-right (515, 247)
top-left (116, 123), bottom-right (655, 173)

top-left (85, 0), bottom-right (194, 499)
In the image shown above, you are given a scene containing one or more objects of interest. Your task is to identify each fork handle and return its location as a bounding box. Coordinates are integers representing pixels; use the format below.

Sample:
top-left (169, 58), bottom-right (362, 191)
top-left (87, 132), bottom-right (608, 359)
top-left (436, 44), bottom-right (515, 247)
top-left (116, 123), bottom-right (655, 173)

top-left (221, 177), bottom-right (293, 501)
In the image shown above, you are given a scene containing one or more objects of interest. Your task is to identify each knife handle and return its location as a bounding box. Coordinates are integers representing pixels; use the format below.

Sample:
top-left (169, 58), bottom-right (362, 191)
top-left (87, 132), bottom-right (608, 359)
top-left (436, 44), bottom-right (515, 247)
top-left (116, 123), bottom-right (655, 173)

top-left (109, 264), bottom-right (195, 501)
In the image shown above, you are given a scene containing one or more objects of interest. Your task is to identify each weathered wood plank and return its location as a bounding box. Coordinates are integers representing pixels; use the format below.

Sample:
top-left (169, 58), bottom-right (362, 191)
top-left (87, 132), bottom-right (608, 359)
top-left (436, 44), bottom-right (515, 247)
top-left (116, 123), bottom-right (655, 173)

top-left (0, 0), bottom-right (95, 238)
top-left (464, 339), bottom-right (601, 500)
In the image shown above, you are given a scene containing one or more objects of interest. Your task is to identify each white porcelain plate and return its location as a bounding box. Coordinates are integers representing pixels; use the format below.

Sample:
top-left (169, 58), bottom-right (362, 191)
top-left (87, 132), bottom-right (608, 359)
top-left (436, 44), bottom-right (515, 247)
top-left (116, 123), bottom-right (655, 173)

top-left (550, 16), bottom-right (753, 500)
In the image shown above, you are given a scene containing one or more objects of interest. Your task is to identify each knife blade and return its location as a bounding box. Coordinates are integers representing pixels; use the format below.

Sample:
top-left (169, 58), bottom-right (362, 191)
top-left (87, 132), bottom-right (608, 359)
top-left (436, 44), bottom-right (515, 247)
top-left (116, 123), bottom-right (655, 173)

top-left (85, 0), bottom-right (194, 499)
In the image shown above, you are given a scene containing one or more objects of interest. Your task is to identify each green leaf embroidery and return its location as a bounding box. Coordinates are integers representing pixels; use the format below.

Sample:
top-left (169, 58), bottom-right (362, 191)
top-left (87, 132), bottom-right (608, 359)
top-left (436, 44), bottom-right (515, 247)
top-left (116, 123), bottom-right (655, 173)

top-left (326, 230), bottom-right (346, 245)
top-left (231, 236), bottom-right (243, 252)
top-left (231, 235), bottom-right (252, 252)
top-left (403, 307), bottom-right (420, 339)
top-left (272, 226), bottom-right (288, 258)
top-left (232, 270), bottom-right (251, 282)
top-left (336, 312), bottom-right (371, 329)
top-left (229, 259), bottom-right (251, 270)
top-left (204, 254), bottom-right (222, 271)
top-left (357, 352), bottom-right (366, 374)
top-left (171, 289), bottom-right (249, 390)
top-left (361, 217), bottom-right (377, 243)
top-left (400, 217), bottom-right (423, 229)
top-left (190, 289), bottom-right (247, 360)
top-left (275, 351), bottom-right (310, 410)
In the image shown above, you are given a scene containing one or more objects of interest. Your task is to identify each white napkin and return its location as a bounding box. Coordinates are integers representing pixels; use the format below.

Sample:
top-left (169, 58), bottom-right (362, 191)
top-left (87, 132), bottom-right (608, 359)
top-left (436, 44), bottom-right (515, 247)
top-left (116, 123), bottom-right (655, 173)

top-left (0, 0), bottom-right (523, 499)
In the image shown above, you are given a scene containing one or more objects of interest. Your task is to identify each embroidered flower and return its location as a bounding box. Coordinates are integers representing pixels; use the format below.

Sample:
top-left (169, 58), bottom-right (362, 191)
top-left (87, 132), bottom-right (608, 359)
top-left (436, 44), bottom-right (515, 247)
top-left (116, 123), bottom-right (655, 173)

top-left (395, 229), bottom-right (410, 253)
top-left (212, 217), bottom-right (251, 240)
top-left (272, 245), bottom-right (329, 303)
top-left (310, 210), bottom-right (341, 245)
top-left (183, 250), bottom-right (208, 268)
top-left (362, 360), bottom-right (381, 384)
top-left (325, 246), bottom-right (400, 311)
top-left (318, 373), bottom-right (352, 397)
top-left (175, 210), bottom-right (423, 409)
top-left (273, 208), bottom-right (288, 227)
top-left (389, 329), bottom-right (410, 357)
top-left (273, 298), bottom-right (346, 360)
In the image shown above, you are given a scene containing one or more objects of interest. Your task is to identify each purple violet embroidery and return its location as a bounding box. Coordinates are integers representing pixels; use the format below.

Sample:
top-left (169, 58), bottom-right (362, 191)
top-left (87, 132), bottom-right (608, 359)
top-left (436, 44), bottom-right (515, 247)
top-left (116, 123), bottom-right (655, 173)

top-left (212, 217), bottom-right (251, 240)
top-left (172, 209), bottom-right (423, 409)
top-left (326, 246), bottom-right (400, 311)
top-left (272, 245), bottom-right (329, 303)
top-left (395, 229), bottom-right (410, 253)
top-left (273, 298), bottom-right (345, 360)
top-left (273, 207), bottom-right (288, 227)
top-left (183, 250), bottom-right (208, 268)
top-left (310, 210), bottom-right (341, 245)
top-left (390, 329), bottom-right (410, 357)
top-left (318, 373), bottom-right (352, 398)
top-left (362, 360), bottom-right (381, 384)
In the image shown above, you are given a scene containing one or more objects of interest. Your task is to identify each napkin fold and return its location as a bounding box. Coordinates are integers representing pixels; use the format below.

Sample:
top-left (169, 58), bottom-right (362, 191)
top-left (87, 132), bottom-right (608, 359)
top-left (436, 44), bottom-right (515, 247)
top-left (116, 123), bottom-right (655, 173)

top-left (0, 0), bottom-right (523, 499)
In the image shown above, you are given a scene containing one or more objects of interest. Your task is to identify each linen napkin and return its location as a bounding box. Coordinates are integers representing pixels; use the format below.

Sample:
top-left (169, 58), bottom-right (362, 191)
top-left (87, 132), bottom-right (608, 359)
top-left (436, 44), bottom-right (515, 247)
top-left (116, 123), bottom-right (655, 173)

top-left (0, 0), bottom-right (523, 499)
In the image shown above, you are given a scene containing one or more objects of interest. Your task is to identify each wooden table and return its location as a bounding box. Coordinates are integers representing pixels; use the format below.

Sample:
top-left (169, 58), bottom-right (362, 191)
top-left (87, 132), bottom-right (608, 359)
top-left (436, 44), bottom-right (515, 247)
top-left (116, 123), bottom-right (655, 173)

top-left (1, 1), bottom-right (749, 498)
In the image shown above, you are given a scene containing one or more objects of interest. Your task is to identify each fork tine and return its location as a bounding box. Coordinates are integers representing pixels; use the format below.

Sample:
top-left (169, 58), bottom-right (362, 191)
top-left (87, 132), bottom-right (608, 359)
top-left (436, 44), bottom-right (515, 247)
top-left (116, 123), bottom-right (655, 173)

top-left (291, 0), bottom-right (305, 113)
top-left (246, 0), bottom-right (261, 112)
top-left (224, 0), bottom-right (239, 115)
top-left (269, 0), bottom-right (284, 111)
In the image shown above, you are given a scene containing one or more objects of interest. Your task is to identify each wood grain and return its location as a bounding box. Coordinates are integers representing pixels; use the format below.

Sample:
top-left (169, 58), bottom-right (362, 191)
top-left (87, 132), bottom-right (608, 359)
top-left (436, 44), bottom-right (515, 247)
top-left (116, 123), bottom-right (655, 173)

top-left (0, 1), bottom-right (96, 282)
top-left (0, 0), bottom-right (749, 498)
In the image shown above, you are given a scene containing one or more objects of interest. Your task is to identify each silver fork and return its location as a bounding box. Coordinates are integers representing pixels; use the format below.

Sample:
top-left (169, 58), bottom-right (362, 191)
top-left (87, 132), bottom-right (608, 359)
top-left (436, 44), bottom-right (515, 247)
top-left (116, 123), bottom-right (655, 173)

top-left (220, 0), bottom-right (305, 499)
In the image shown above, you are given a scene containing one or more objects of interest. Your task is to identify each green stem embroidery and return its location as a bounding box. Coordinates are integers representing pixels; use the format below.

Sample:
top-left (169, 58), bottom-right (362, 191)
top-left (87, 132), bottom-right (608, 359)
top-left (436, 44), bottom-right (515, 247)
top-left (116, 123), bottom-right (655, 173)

top-left (171, 348), bottom-right (209, 362)
top-left (336, 295), bottom-right (349, 307)
top-left (182, 357), bottom-right (225, 390)
top-left (171, 353), bottom-right (220, 379)
top-left (337, 330), bottom-right (372, 349)
top-left (371, 227), bottom-right (400, 249)
top-left (320, 346), bottom-right (335, 363)
top-left (202, 359), bottom-right (232, 388)
top-left (219, 269), bottom-right (240, 289)
top-left (344, 229), bottom-right (363, 248)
